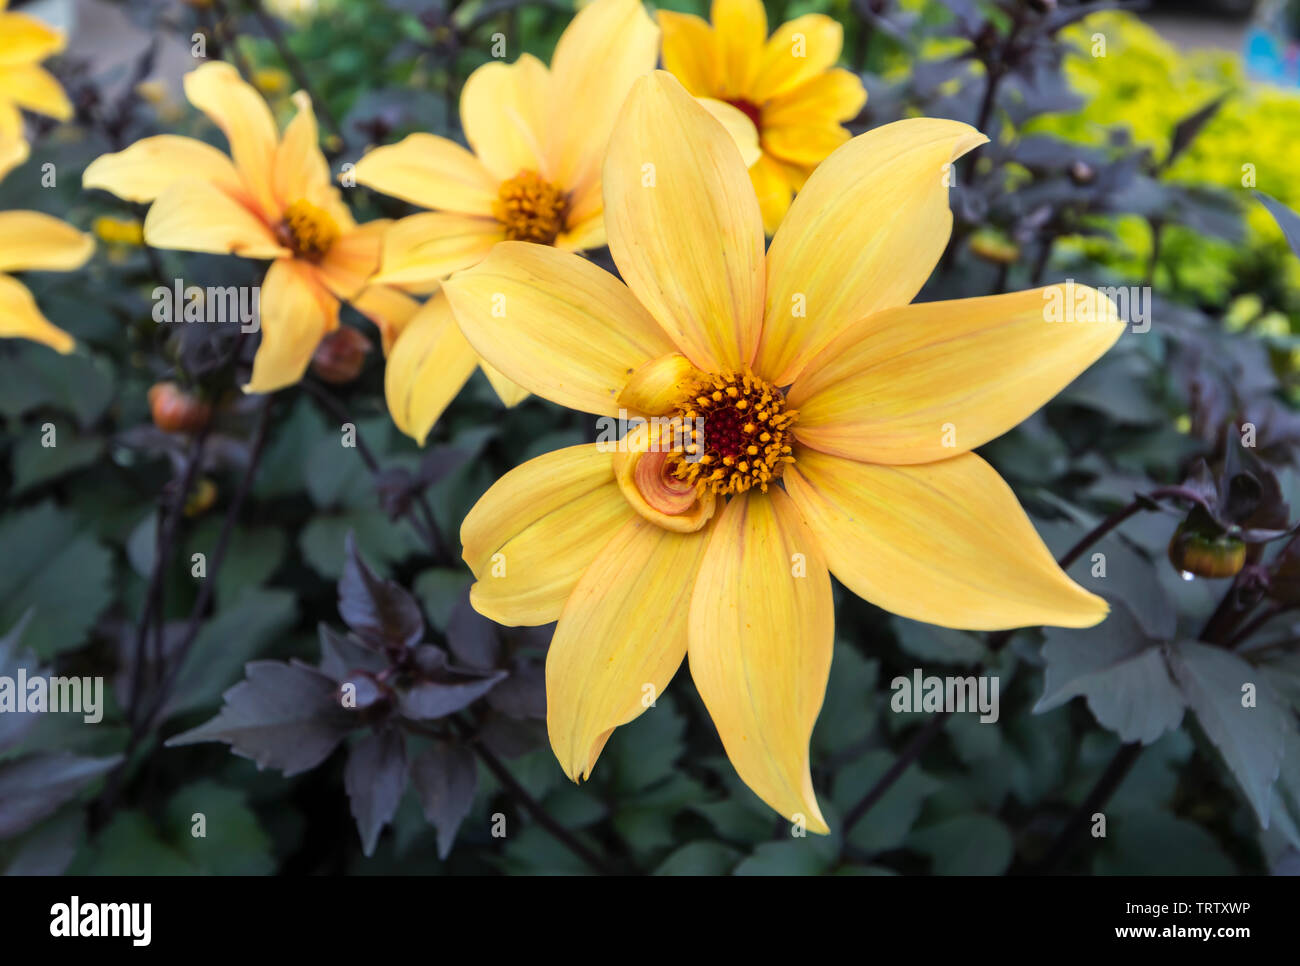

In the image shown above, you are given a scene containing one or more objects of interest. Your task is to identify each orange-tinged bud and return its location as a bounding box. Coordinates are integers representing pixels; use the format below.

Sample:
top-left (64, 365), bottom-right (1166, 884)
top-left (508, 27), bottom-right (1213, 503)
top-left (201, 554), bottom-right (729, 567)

top-left (311, 327), bottom-right (373, 384)
top-left (148, 382), bottom-right (212, 434)
top-left (1168, 523), bottom-right (1246, 580)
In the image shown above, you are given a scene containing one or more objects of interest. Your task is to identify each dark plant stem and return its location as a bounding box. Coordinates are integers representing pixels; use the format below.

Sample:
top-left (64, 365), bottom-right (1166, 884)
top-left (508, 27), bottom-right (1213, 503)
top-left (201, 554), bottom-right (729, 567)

top-left (1145, 218), bottom-right (1164, 290)
top-left (1028, 742), bottom-right (1142, 874)
top-left (126, 429), bottom-right (210, 731)
top-left (247, 0), bottom-right (346, 147)
top-left (206, 0), bottom-right (255, 81)
top-left (842, 709), bottom-right (952, 834)
top-left (300, 379), bottom-right (451, 564)
top-left (94, 400), bottom-right (274, 825)
top-left (451, 720), bottom-right (620, 875)
top-left (1228, 602), bottom-right (1292, 650)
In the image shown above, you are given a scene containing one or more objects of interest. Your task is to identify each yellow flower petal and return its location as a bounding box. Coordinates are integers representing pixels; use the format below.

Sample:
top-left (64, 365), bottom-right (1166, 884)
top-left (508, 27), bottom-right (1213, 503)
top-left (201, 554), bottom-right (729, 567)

top-left (245, 259), bottom-right (338, 393)
top-left (0, 99), bottom-right (19, 140)
top-left (749, 151), bottom-right (794, 236)
top-left (443, 241), bottom-right (676, 417)
top-left (0, 64), bottom-right (70, 121)
top-left (710, 0), bottom-right (766, 99)
top-left (83, 134), bottom-right (244, 203)
top-left (750, 14), bottom-right (844, 102)
top-left (698, 97), bottom-right (762, 168)
top-left (0, 11), bottom-right (65, 65)
top-left (760, 118), bottom-right (850, 169)
top-left (784, 448), bottom-right (1109, 630)
top-left (273, 91), bottom-right (330, 210)
top-left (350, 283), bottom-right (420, 354)
top-left (762, 68), bottom-right (867, 127)
top-left (790, 286), bottom-right (1125, 464)
top-left (479, 360), bottom-right (530, 408)
top-left (617, 352), bottom-right (701, 415)
top-left (603, 72), bottom-right (764, 372)
top-left (313, 218), bottom-right (386, 301)
top-left (183, 62), bottom-right (280, 219)
top-left (757, 117), bottom-right (988, 386)
top-left (144, 179), bottom-right (288, 259)
top-left (370, 211), bottom-right (503, 289)
top-left (546, 0), bottom-right (659, 199)
top-left (352, 133), bottom-right (498, 216)
top-left (462, 444), bottom-right (634, 625)
top-left (0, 273), bottom-right (73, 353)
top-left (460, 53), bottom-right (551, 182)
top-left (383, 291), bottom-right (479, 445)
top-left (688, 487), bottom-right (831, 833)
top-left (548, 514), bottom-right (712, 780)
top-left (0, 211), bottom-right (92, 272)
top-left (657, 10), bottom-right (719, 96)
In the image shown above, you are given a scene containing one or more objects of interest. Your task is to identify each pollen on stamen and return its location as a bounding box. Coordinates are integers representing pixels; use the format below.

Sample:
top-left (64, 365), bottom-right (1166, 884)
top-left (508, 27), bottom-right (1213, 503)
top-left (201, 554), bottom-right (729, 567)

top-left (493, 170), bottom-right (569, 245)
top-left (666, 370), bottom-right (797, 497)
top-left (278, 199), bottom-right (340, 261)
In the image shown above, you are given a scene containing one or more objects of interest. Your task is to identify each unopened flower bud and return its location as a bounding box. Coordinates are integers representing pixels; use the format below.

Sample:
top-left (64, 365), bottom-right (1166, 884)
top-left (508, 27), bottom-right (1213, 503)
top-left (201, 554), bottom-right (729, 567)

top-left (311, 327), bottom-right (372, 384)
top-left (148, 381), bottom-right (212, 434)
top-left (1168, 523), bottom-right (1246, 579)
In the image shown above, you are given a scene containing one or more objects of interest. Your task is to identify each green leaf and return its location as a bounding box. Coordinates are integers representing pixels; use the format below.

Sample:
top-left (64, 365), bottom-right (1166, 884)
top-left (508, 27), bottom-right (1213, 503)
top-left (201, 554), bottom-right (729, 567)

top-left (0, 502), bottom-right (113, 657)
top-left (10, 432), bottom-right (104, 495)
top-left (907, 815), bottom-right (1013, 875)
top-left (167, 588), bottom-right (298, 717)
top-left (1092, 809), bottom-right (1234, 875)
top-left (892, 617), bottom-right (987, 665)
top-left (71, 811), bottom-right (197, 876)
top-left (734, 839), bottom-right (835, 876)
top-left (164, 781), bottom-right (275, 875)
top-left (653, 841), bottom-right (742, 875)
top-left (831, 749), bottom-right (941, 853)
top-left (299, 509), bottom-right (423, 580)
top-left (0, 347), bottom-right (113, 428)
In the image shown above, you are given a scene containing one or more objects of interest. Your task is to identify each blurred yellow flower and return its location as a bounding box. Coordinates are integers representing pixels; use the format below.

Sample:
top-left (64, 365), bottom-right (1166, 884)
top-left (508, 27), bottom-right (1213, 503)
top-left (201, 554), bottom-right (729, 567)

top-left (0, 0), bottom-right (74, 179)
top-left (0, 206), bottom-right (93, 353)
top-left (659, 0), bottom-right (867, 233)
top-left (93, 214), bottom-right (145, 247)
top-left (444, 73), bottom-right (1122, 830)
top-left (354, 0), bottom-right (661, 444)
top-left (84, 62), bottom-right (415, 392)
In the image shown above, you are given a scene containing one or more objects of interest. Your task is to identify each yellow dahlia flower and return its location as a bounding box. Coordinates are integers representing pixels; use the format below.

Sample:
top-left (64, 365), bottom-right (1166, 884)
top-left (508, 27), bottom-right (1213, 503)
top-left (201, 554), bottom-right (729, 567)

top-left (354, 0), bottom-right (666, 443)
top-left (0, 0), bottom-right (74, 179)
top-left (83, 62), bottom-right (411, 392)
top-left (0, 208), bottom-right (93, 352)
top-left (659, 0), bottom-right (867, 234)
top-left (442, 73), bottom-right (1123, 831)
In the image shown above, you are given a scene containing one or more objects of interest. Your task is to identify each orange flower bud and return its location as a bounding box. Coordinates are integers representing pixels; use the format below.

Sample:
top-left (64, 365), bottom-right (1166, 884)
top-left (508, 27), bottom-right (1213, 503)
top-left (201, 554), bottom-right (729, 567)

top-left (1168, 523), bottom-right (1246, 580)
top-left (311, 327), bottom-right (372, 385)
top-left (148, 382), bottom-right (212, 434)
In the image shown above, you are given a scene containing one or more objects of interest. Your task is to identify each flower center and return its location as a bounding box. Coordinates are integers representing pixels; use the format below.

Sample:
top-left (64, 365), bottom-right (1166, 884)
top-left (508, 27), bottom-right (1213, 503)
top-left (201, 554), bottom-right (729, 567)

top-left (726, 98), bottom-right (763, 132)
top-left (667, 370), bottom-right (796, 496)
top-left (278, 199), bottom-right (340, 261)
top-left (493, 170), bottom-right (569, 245)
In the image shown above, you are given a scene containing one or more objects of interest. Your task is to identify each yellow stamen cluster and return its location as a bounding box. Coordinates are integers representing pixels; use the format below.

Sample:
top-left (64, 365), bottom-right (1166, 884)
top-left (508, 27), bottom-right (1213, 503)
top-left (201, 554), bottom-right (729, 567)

top-left (279, 199), bottom-right (340, 260)
top-left (668, 370), bottom-right (796, 496)
top-left (493, 170), bottom-right (569, 245)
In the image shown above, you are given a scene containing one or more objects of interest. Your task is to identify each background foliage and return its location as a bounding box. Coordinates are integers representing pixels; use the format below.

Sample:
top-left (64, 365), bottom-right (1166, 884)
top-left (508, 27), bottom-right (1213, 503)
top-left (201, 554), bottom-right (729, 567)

top-left (2, 0), bottom-right (1300, 875)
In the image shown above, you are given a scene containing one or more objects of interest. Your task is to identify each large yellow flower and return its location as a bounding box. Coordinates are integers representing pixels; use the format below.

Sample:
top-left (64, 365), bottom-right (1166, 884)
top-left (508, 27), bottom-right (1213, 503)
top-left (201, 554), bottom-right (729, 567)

top-left (659, 0), bottom-right (867, 234)
top-left (442, 73), bottom-right (1123, 831)
top-left (0, 0), bottom-right (73, 179)
top-left (83, 62), bottom-right (411, 392)
top-left (354, 0), bottom-right (664, 444)
top-left (0, 208), bottom-right (93, 352)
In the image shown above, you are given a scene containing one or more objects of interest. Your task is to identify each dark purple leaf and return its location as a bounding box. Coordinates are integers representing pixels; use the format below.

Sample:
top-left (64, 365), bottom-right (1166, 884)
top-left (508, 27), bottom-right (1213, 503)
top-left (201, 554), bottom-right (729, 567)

top-left (166, 661), bottom-right (353, 775)
top-left (398, 647), bottom-right (507, 720)
top-left (446, 591), bottom-right (501, 668)
top-left (318, 624), bottom-right (388, 682)
top-left (486, 660), bottom-right (546, 720)
top-left (1258, 192), bottom-right (1300, 261)
top-left (338, 533), bottom-right (424, 649)
top-left (410, 741), bottom-right (478, 859)
top-left (344, 728), bottom-right (407, 857)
